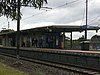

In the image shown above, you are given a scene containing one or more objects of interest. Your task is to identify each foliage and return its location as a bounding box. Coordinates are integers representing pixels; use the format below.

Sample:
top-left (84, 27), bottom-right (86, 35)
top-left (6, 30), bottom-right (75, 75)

top-left (78, 35), bottom-right (85, 42)
top-left (0, 0), bottom-right (47, 20)
top-left (0, 29), bottom-right (14, 33)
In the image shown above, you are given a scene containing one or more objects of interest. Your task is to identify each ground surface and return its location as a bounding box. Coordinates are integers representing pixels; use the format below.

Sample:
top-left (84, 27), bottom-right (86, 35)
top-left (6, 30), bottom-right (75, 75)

top-left (0, 55), bottom-right (82, 75)
top-left (0, 62), bottom-right (28, 75)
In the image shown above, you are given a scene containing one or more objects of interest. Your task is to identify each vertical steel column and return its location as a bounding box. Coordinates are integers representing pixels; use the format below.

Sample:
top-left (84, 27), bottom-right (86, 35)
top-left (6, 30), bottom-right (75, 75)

top-left (5, 35), bottom-right (7, 46)
top-left (85, 0), bottom-right (88, 40)
top-left (63, 32), bottom-right (65, 49)
top-left (70, 31), bottom-right (72, 49)
top-left (16, 0), bottom-right (20, 58)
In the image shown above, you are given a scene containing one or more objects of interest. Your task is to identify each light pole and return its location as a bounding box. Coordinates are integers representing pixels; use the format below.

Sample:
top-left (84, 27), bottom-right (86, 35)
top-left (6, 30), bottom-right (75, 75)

top-left (16, 0), bottom-right (20, 59)
top-left (85, 0), bottom-right (88, 40)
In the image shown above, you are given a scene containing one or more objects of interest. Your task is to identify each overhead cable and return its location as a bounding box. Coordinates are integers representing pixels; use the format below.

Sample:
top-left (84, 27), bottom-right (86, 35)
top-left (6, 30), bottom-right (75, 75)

top-left (89, 14), bottom-right (100, 25)
top-left (81, 6), bottom-right (86, 26)
top-left (22, 0), bottom-right (80, 20)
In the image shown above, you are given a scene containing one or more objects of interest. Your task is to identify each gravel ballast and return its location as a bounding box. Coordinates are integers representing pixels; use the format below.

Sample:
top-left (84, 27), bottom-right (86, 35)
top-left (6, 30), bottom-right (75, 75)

top-left (0, 55), bottom-right (83, 75)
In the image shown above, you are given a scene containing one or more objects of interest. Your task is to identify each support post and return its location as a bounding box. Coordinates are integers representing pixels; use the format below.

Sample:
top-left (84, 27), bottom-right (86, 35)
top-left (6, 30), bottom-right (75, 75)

top-left (70, 31), bottom-right (72, 49)
top-left (63, 32), bottom-right (65, 49)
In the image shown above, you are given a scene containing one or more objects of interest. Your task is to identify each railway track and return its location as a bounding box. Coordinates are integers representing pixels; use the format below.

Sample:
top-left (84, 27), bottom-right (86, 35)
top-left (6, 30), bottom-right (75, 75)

top-left (0, 48), bottom-right (100, 75)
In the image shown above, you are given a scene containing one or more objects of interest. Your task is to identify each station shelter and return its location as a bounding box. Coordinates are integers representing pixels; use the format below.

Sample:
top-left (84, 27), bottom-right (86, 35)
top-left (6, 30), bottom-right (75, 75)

top-left (0, 25), bottom-right (99, 49)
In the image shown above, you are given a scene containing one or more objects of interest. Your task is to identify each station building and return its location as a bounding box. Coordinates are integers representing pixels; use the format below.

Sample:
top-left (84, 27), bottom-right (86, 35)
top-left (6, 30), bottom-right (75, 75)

top-left (0, 25), bottom-right (99, 49)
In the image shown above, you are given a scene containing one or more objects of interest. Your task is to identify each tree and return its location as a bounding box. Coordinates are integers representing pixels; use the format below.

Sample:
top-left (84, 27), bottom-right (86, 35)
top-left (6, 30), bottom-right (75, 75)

top-left (1, 29), bottom-right (14, 33)
top-left (78, 35), bottom-right (85, 42)
top-left (0, 0), bottom-right (47, 20)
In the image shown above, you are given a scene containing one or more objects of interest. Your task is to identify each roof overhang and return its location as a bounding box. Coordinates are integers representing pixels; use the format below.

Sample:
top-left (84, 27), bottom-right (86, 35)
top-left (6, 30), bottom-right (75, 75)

top-left (23, 25), bottom-right (100, 33)
top-left (0, 25), bottom-right (99, 36)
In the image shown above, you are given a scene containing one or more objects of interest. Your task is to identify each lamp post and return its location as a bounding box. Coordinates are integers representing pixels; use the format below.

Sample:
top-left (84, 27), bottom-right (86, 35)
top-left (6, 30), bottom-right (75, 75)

top-left (85, 0), bottom-right (88, 40)
top-left (16, 0), bottom-right (20, 59)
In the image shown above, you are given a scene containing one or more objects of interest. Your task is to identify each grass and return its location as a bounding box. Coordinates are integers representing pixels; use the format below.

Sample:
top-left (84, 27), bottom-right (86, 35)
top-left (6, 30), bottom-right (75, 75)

top-left (0, 62), bottom-right (46, 75)
top-left (0, 62), bottom-right (28, 75)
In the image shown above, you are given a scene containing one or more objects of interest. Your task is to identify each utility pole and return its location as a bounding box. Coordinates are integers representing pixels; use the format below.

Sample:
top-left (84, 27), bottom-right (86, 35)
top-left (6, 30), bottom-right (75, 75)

top-left (16, 0), bottom-right (49, 59)
top-left (85, 0), bottom-right (88, 40)
top-left (16, 0), bottom-right (20, 59)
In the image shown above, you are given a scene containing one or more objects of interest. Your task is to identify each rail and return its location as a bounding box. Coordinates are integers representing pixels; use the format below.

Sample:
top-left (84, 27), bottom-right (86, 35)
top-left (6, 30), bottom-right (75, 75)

top-left (0, 47), bottom-right (100, 74)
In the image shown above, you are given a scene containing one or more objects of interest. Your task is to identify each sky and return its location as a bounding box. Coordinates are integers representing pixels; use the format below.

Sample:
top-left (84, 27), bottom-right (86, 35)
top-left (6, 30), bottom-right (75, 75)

top-left (0, 0), bottom-right (100, 39)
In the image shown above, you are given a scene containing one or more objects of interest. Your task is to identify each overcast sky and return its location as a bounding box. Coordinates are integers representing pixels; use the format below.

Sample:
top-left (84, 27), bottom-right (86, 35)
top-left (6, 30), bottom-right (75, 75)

top-left (0, 0), bottom-right (100, 39)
